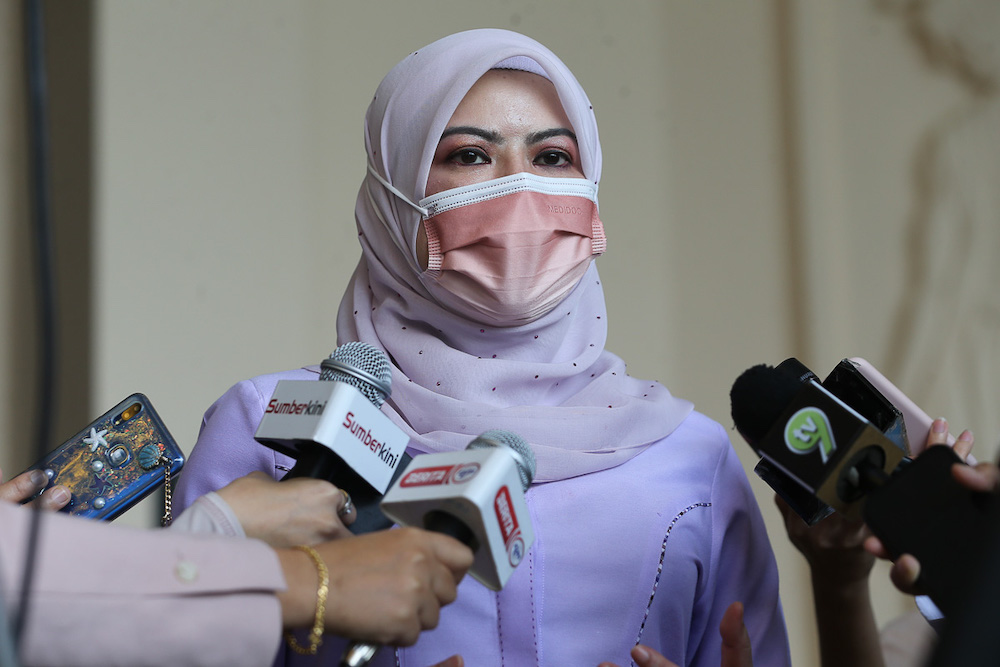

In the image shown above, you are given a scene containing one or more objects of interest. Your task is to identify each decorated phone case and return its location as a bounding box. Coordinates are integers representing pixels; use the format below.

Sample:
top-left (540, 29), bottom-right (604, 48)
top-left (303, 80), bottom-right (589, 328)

top-left (25, 394), bottom-right (184, 521)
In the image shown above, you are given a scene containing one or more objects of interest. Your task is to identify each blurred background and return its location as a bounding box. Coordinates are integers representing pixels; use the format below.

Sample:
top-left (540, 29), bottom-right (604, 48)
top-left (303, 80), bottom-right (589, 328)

top-left (1, 1), bottom-right (997, 664)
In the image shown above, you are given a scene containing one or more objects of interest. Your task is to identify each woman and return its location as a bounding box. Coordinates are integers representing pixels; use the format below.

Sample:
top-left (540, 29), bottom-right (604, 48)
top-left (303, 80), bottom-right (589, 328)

top-left (175, 29), bottom-right (790, 666)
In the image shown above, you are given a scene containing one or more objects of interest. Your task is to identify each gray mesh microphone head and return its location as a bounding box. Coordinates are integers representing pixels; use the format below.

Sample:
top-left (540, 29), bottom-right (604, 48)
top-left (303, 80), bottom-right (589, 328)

top-left (467, 429), bottom-right (536, 491)
top-left (319, 341), bottom-right (392, 407)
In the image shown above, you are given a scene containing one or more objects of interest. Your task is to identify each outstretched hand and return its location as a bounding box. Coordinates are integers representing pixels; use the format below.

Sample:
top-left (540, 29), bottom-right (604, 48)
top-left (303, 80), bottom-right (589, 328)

top-left (776, 492), bottom-right (875, 588)
top-left (597, 601), bottom-right (752, 667)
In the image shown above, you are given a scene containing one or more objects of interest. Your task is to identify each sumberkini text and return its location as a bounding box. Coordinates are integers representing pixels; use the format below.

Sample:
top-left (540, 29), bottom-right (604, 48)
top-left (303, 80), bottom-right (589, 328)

top-left (342, 412), bottom-right (400, 468)
top-left (265, 399), bottom-right (327, 416)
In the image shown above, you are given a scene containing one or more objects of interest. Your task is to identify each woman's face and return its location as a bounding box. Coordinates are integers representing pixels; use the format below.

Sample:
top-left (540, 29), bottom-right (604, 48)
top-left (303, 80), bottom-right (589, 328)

top-left (417, 69), bottom-right (584, 269)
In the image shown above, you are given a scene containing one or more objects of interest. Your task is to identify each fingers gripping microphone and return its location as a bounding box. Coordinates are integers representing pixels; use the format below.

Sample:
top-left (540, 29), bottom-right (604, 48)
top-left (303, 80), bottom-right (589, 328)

top-left (730, 357), bottom-right (993, 616)
top-left (254, 341), bottom-right (412, 533)
top-left (340, 430), bottom-right (537, 667)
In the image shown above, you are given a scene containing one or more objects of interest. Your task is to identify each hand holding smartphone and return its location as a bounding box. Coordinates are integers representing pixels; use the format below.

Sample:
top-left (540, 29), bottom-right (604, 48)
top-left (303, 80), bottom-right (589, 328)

top-left (22, 394), bottom-right (184, 522)
top-left (848, 357), bottom-right (988, 617)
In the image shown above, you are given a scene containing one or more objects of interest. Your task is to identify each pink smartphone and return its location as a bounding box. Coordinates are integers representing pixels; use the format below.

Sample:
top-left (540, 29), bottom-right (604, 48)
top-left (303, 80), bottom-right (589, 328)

top-left (847, 357), bottom-right (956, 457)
top-left (849, 358), bottom-right (982, 618)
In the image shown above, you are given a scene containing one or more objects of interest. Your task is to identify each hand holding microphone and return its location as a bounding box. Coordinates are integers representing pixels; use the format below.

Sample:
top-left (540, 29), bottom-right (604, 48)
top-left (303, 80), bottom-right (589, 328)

top-left (730, 357), bottom-right (912, 524)
top-left (255, 346), bottom-right (537, 662)
top-left (730, 357), bottom-right (994, 616)
top-left (255, 341), bottom-right (412, 534)
top-left (265, 526), bottom-right (474, 664)
top-left (209, 471), bottom-right (356, 548)
top-left (276, 527), bottom-right (474, 648)
top-left (381, 429), bottom-right (536, 590)
top-left (341, 429), bottom-right (537, 666)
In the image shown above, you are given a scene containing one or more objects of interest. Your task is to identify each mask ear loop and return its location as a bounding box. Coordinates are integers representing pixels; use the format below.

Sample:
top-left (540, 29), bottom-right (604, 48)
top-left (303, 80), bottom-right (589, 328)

top-left (366, 162), bottom-right (430, 217)
top-left (364, 162), bottom-right (431, 274)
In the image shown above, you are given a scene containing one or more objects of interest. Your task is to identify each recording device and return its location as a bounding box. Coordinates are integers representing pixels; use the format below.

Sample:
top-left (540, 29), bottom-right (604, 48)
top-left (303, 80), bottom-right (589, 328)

top-left (340, 429), bottom-right (537, 667)
top-left (730, 356), bottom-right (992, 616)
top-left (21, 394), bottom-right (184, 521)
top-left (382, 429), bottom-right (536, 590)
top-left (730, 357), bottom-right (910, 523)
top-left (254, 341), bottom-right (411, 533)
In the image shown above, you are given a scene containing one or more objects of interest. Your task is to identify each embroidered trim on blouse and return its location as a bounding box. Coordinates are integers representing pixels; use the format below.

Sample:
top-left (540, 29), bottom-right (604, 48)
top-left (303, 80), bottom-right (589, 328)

top-left (633, 503), bottom-right (713, 657)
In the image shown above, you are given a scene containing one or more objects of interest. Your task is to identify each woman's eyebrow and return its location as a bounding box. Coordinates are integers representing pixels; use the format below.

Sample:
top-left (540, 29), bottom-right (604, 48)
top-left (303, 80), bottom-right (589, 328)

top-left (439, 126), bottom-right (504, 144)
top-left (526, 128), bottom-right (577, 145)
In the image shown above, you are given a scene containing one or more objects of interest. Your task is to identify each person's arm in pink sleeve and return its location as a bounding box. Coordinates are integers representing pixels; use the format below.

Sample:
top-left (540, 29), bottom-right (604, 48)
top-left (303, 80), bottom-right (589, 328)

top-left (1, 501), bottom-right (473, 666)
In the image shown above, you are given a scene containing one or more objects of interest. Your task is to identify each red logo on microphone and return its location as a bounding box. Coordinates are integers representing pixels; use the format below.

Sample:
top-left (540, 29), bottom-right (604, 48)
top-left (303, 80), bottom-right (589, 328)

top-left (494, 486), bottom-right (525, 567)
top-left (400, 466), bottom-right (454, 487)
top-left (399, 463), bottom-right (480, 487)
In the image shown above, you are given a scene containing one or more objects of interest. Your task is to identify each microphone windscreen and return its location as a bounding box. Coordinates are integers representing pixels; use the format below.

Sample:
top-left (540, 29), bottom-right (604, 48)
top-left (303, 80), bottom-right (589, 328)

top-left (730, 363), bottom-right (804, 447)
top-left (467, 429), bottom-right (536, 491)
top-left (320, 341), bottom-right (392, 406)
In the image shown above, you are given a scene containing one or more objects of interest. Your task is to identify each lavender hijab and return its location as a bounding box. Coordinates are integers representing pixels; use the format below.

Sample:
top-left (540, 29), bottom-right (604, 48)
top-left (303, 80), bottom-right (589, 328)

top-left (337, 29), bottom-right (693, 482)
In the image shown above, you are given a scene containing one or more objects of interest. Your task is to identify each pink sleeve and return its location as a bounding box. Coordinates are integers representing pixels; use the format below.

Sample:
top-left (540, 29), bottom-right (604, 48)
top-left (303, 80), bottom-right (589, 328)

top-left (170, 491), bottom-right (247, 537)
top-left (0, 501), bottom-right (285, 667)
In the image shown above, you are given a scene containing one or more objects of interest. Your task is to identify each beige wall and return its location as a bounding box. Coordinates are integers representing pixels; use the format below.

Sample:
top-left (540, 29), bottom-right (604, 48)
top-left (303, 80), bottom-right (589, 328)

top-left (3, 1), bottom-right (997, 665)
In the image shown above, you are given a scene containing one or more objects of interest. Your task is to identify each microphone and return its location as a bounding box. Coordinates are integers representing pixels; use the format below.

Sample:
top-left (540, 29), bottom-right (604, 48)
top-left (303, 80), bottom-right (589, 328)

top-left (730, 357), bottom-right (992, 616)
top-left (284, 342), bottom-right (393, 479)
top-left (340, 430), bottom-right (537, 667)
top-left (254, 341), bottom-right (412, 533)
top-left (730, 357), bottom-right (908, 524)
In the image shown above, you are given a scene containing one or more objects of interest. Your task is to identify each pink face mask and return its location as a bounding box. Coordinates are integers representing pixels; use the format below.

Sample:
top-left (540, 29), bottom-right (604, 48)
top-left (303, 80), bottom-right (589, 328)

top-left (417, 173), bottom-right (606, 326)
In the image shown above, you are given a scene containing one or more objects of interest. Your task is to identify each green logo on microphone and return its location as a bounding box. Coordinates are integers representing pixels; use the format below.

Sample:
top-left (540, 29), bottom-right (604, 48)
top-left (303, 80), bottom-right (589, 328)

top-left (784, 408), bottom-right (836, 463)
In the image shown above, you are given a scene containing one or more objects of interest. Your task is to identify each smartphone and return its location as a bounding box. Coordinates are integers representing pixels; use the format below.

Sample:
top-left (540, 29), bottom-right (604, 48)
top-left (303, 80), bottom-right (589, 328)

top-left (843, 358), bottom-right (984, 617)
top-left (23, 394), bottom-right (184, 521)
top-left (847, 357), bottom-right (955, 456)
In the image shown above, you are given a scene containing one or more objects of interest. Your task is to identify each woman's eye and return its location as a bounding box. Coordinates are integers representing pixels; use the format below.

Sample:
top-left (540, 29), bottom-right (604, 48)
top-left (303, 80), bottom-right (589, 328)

top-left (449, 148), bottom-right (489, 165)
top-left (535, 150), bottom-right (572, 167)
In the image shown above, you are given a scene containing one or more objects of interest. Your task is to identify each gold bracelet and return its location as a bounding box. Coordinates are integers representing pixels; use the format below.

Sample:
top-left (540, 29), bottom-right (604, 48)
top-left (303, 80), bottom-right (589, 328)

top-left (284, 544), bottom-right (329, 655)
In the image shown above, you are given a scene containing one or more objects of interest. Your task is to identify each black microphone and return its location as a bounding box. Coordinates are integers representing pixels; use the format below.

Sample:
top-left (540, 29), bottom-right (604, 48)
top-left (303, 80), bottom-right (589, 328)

top-left (255, 341), bottom-right (411, 534)
top-left (730, 357), bottom-right (992, 616)
top-left (340, 430), bottom-right (537, 667)
top-left (730, 358), bottom-right (907, 524)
